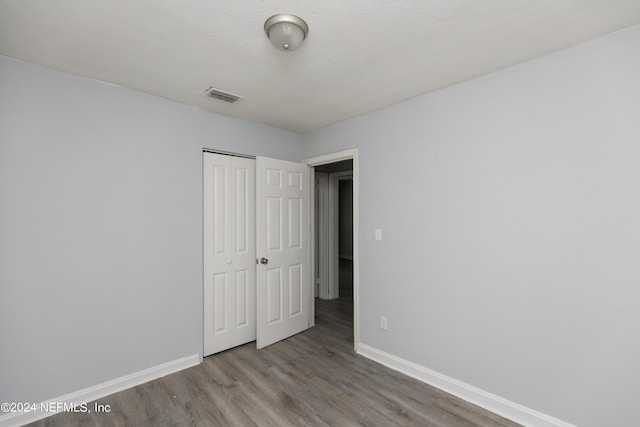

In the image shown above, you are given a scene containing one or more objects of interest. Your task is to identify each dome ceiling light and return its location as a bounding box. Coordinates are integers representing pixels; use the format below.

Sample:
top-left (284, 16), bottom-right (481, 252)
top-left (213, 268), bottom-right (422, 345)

top-left (264, 14), bottom-right (309, 51)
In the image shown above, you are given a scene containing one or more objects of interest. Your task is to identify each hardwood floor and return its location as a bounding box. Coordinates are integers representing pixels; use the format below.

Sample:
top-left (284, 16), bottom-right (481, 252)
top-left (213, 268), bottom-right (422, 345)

top-left (30, 260), bottom-right (520, 426)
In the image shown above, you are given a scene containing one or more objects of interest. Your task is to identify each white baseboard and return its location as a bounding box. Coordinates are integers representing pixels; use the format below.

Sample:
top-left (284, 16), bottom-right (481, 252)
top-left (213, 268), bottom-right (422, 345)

top-left (0, 354), bottom-right (200, 427)
top-left (356, 344), bottom-right (574, 427)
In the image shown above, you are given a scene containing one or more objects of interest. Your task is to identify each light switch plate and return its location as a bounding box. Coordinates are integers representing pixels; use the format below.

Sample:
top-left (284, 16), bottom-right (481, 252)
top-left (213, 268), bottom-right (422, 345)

top-left (375, 228), bottom-right (383, 241)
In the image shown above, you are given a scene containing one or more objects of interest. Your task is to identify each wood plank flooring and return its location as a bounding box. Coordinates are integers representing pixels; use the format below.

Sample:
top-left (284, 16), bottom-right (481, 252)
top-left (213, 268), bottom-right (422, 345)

top-left (29, 260), bottom-right (521, 426)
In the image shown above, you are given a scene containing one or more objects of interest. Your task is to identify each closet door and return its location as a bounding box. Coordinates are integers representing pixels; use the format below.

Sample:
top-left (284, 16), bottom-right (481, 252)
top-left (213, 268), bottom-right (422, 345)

top-left (255, 157), bottom-right (311, 349)
top-left (204, 153), bottom-right (256, 356)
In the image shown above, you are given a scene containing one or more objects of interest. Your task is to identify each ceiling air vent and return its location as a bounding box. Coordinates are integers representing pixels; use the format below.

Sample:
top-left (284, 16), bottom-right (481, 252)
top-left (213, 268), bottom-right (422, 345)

top-left (204, 86), bottom-right (244, 103)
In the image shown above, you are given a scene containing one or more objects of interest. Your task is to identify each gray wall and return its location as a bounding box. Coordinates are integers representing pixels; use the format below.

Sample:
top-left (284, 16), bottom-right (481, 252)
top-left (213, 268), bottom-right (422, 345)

top-left (303, 25), bottom-right (640, 427)
top-left (0, 55), bottom-right (302, 404)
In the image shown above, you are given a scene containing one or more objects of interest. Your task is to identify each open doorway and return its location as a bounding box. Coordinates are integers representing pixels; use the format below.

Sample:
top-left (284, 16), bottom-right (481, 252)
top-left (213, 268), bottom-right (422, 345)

top-left (306, 150), bottom-right (359, 351)
top-left (315, 161), bottom-right (352, 300)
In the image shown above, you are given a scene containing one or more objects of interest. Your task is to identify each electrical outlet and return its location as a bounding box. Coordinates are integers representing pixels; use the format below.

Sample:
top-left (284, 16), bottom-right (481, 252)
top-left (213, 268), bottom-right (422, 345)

top-left (380, 316), bottom-right (388, 330)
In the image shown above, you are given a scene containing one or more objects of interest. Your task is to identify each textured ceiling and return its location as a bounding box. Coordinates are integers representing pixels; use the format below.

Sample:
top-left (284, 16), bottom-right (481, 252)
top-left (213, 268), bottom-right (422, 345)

top-left (1, 1), bottom-right (639, 132)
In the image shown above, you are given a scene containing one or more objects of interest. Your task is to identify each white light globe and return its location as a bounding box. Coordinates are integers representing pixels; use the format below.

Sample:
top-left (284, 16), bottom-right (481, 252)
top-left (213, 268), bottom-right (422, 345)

top-left (268, 22), bottom-right (305, 51)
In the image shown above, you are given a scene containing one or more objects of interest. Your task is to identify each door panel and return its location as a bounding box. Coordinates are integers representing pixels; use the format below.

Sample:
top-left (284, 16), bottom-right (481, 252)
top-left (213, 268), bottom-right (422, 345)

top-left (235, 269), bottom-right (248, 327)
top-left (266, 197), bottom-right (282, 250)
top-left (256, 157), bottom-right (310, 349)
top-left (204, 153), bottom-right (256, 356)
top-left (266, 268), bottom-right (282, 324)
top-left (289, 264), bottom-right (302, 315)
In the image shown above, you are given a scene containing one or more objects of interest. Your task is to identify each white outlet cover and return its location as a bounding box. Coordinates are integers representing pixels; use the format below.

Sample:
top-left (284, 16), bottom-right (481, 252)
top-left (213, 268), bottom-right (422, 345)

top-left (375, 229), bottom-right (383, 241)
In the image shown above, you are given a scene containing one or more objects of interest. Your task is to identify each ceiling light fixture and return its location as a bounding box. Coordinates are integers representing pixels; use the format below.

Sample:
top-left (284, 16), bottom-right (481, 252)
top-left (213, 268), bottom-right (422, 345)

top-left (264, 14), bottom-right (309, 51)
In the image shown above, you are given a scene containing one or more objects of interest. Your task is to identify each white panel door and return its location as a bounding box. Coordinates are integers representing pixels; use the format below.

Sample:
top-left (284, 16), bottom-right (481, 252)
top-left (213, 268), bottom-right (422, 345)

top-left (204, 153), bottom-right (256, 356)
top-left (256, 157), bottom-right (310, 349)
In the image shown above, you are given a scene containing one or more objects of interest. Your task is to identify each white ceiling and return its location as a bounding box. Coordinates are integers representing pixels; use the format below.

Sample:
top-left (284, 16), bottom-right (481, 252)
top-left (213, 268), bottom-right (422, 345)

top-left (1, 1), bottom-right (639, 132)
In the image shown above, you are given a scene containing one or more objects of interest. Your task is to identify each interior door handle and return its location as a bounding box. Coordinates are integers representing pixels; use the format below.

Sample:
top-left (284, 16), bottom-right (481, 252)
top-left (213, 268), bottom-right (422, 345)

top-left (260, 257), bottom-right (269, 265)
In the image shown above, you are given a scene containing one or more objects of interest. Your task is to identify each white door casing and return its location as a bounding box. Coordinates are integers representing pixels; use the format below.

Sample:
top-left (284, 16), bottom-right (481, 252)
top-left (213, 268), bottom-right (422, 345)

top-left (203, 153), bottom-right (256, 356)
top-left (305, 148), bottom-right (359, 351)
top-left (256, 157), bottom-right (311, 349)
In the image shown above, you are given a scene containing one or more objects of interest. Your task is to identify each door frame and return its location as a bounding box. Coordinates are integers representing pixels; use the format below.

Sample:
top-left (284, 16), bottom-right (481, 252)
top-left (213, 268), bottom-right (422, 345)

top-left (305, 149), bottom-right (359, 351)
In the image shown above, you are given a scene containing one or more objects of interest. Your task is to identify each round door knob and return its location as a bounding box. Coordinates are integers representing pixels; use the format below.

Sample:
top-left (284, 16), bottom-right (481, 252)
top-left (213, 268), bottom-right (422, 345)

top-left (226, 260), bottom-right (232, 265)
top-left (260, 257), bottom-right (269, 265)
